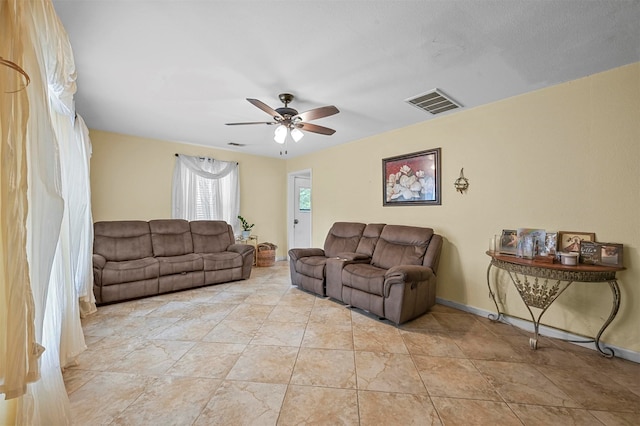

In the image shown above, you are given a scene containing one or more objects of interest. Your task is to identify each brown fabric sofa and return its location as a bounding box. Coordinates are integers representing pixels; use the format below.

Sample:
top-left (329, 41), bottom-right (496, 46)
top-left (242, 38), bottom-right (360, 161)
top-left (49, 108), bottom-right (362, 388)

top-left (93, 219), bottom-right (254, 304)
top-left (289, 222), bottom-right (443, 324)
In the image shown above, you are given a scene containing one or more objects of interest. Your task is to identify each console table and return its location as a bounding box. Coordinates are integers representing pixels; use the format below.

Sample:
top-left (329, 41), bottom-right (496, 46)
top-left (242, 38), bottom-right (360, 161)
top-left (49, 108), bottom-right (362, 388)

top-left (486, 251), bottom-right (624, 358)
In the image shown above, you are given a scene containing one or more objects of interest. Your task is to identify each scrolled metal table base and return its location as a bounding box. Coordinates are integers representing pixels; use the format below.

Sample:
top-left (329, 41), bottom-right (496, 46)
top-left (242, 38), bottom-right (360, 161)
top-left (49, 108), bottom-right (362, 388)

top-left (486, 256), bottom-right (621, 358)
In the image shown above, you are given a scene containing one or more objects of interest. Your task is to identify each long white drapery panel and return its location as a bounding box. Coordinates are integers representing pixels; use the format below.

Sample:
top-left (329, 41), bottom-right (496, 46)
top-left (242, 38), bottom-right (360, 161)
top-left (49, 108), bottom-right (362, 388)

top-left (172, 154), bottom-right (240, 232)
top-left (1, 0), bottom-right (96, 424)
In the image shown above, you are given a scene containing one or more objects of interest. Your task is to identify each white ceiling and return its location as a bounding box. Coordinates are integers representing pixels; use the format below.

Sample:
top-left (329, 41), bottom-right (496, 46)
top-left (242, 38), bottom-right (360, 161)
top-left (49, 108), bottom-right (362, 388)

top-left (52, 0), bottom-right (640, 159)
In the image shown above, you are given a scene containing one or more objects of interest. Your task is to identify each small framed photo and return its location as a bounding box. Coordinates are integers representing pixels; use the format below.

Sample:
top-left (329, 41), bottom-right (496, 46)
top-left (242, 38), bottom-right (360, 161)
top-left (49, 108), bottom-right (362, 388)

top-left (544, 232), bottom-right (558, 255)
top-left (499, 229), bottom-right (518, 255)
top-left (516, 228), bottom-right (546, 258)
top-left (558, 231), bottom-right (596, 253)
top-left (597, 243), bottom-right (623, 267)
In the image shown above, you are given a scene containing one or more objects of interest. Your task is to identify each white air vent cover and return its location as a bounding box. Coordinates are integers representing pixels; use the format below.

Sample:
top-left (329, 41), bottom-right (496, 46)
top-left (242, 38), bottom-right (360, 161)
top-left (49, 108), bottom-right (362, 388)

top-left (405, 89), bottom-right (461, 115)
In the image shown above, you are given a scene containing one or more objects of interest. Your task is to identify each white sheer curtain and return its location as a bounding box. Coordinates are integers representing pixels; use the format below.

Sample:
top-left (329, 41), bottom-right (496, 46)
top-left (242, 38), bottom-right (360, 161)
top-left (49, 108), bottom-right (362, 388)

top-left (172, 154), bottom-right (240, 232)
top-left (1, 0), bottom-right (95, 424)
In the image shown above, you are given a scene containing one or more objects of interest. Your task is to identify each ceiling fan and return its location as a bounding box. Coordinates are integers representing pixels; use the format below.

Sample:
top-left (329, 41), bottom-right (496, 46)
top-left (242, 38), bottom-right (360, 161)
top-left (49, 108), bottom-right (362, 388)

top-left (226, 93), bottom-right (339, 145)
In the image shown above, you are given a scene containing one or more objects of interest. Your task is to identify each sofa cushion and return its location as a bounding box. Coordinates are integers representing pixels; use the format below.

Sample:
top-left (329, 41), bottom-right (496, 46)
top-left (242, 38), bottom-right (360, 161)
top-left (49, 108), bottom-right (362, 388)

top-left (323, 222), bottom-right (366, 258)
top-left (355, 223), bottom-right (385, 257)
top-left (156, 254), bottom-right (204, 276)
top-left (102, 257), bottom-right (159, 286)
top-left (94, 221), bottom-right (153, 261)
top-left (371, 225), bottom-right (433, 270)
top-left (149, 219), bottom-right (194, 257)
top-left (295, 256), bottom-right (329, 280)
top-left (342, 263), bottom-right (386, 296)
top-left (201, 252), bottom-right (243, 270)
top-left (190, 221), bottom-right (234, 253)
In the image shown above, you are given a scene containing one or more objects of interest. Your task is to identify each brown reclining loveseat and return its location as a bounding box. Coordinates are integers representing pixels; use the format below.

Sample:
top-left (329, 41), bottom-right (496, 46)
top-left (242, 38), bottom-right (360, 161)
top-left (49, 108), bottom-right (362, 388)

top-left (289, 222), bottom-right (443, 324)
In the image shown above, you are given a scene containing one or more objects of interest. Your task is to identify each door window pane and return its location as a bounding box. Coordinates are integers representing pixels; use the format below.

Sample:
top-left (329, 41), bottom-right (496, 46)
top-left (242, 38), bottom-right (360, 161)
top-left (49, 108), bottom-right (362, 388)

top-left (299, 188), bottom-right (311, 211)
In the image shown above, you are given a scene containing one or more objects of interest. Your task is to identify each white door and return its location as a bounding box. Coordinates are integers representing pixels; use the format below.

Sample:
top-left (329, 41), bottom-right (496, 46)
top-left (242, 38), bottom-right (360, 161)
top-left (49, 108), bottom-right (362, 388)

top-left (293, 176), bottom-right (311, 248)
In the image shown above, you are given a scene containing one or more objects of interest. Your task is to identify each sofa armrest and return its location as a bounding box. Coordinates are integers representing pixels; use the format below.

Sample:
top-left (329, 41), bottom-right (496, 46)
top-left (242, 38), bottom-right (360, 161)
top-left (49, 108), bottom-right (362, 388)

top-left (288, 247), bottom-right (325, 261)
top-left (227, 243), bottom-right (255, 257)
top-left (93, 253), bottom-right (106, 270)
top-left (384, 265), bottom-right (434, 296)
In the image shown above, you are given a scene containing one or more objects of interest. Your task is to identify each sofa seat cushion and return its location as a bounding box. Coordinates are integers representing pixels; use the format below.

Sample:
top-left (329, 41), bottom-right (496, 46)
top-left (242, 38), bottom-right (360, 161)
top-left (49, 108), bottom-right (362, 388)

top-left (296, 256), bottom-right (329, 280)
top-left (156, 254), bottom-right (204, 276)
top-left (201, 252), bottom-right (243, 270)
top-left (102, 257), bottom-right (159, 286)
top-left (342, 263), bottom-right (386, 297)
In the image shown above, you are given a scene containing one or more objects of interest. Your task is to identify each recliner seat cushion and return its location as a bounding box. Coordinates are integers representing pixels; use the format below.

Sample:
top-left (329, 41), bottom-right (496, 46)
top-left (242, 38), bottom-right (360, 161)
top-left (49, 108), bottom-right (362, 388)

top-left (190, 221), bottom-right (234, 253)
top-left (102, 257), bottom-right (159, 286)
top-left (156, 254), bottom-right (204, 276)
top-left (149, 219), bottom-right (194, 257)
top-left (342, 263), bottom-right (386, 296)
top-left (296, 256), bottom-right (329, 280)
top-left (201, 252), bottom-right (243, 270)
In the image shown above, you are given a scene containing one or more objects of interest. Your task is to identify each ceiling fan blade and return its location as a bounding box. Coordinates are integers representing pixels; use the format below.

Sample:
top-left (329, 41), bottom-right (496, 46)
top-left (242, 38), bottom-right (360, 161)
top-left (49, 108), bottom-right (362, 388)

top-left (299, 122), bottom-right (336, 135)
top-left (247, 98), bottom-right (284, 120)
top-left (225, 121), bottom-right (275, 126)
top-left (294, 105), bottom-right (339, 122)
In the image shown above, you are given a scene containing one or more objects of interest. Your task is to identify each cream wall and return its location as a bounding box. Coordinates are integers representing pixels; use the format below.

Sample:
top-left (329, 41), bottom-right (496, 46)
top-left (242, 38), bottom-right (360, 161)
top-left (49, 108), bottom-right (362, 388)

top-left (286, 63), bottom-right (639, 353)
top-left (90, 63), bottom-right (638, 354)
top-left (89, 132), bottom-right (288, 257)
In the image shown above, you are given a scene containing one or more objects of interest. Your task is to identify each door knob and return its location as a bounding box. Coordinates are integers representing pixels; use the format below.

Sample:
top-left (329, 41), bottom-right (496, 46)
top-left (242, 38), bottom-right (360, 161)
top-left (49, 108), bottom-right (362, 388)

top-left (294, 219), bottom-right (299, 225)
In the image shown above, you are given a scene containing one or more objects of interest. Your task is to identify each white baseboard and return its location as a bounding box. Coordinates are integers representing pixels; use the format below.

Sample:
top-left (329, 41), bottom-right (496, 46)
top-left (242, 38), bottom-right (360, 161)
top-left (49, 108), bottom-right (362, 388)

top-left (435, 297), bottom-right (640, 364)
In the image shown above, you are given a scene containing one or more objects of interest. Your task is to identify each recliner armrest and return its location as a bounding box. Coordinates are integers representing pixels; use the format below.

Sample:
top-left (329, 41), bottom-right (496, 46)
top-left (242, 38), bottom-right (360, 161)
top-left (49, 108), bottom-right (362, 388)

top-left (384, 265), bottom-right (434, 295)
top-left (93, 253), bottom-right (106, 270)
top-left (227, 244), bottom-right (255, 257)
top-left (288, 247), bottom-right (325, 261)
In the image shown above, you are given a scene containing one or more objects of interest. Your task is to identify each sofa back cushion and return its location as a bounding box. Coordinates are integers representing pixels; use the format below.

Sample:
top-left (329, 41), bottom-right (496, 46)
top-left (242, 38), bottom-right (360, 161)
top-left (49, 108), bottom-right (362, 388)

top-left (190, 221), bottom-right (234, 253)
top-left (355, 223), bottom-right (385, 257)
top-left (323, 222), bottom-right (366, 258)
top-left (149, 219), bottom-right (194, 256)
top-left (94, 221), bottom-right (153, 261)
top-left (371, 225), bottom-right (434, 270)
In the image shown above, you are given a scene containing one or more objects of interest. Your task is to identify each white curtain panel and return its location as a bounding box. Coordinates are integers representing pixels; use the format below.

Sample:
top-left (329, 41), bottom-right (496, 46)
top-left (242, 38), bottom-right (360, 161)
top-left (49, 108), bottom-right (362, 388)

top-left (172, 154), bottom-right (240, 232)
top-left (0, 0), bottom-right (95, 424)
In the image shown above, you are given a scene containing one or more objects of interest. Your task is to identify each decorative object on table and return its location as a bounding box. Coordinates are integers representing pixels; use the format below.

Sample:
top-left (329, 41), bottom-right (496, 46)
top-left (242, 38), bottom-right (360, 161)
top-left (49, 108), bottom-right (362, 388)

top-left (544, 232), bottom-right (558, 255)
top-left (453, 168), bottom-right (469, 194)
top-left (382, 148), bottom-right (441, 206)
top-left (516, 229), bottom-right (546, 258)
top-left (558, 231), bottom-right (596, 253)
top-left (580, 241), bottom-right (624, 267)
top-left (559, 251), bottom-right (579, 266)
top-left (499, 229), bottom-right (518, 255)
top-left (256, 242), bottom-right (277, 267)
top-left (237, 215), bottom-right (254, 238)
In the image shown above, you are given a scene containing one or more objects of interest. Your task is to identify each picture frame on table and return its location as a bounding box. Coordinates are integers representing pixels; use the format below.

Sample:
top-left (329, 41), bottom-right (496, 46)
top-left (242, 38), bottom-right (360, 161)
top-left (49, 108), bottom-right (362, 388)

top-left (499, 229), bottom-right (518, 255)
top-left (596, 242), bottom-right (624, 267)
top-left (383, 148), bottom-right (441, 206)
top-left (558, 231), bottom-right (596, 253)
top-left (544, 232), bottom-right (558, 255)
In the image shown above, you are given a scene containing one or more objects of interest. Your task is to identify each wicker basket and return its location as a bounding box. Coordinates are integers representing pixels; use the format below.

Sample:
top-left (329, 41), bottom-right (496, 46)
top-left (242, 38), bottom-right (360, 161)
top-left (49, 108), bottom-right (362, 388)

top-left (256, 243), bottom-right (277, 267)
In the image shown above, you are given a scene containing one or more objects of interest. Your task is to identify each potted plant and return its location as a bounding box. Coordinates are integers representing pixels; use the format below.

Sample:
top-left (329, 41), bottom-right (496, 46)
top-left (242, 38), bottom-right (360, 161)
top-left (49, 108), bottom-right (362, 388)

top-left (237, 215), bottom-right (254, 239)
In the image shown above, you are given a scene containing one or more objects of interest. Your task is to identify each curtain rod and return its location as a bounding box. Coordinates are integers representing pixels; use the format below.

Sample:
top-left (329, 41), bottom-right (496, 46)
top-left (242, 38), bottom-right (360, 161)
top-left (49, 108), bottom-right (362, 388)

top-left (175, 153), bottom-right (238, 165)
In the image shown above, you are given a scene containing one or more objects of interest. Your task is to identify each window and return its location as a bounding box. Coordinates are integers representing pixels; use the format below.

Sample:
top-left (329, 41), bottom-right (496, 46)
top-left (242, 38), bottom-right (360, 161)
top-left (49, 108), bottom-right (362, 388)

top-left (299, 187), bottom-right (311, 211)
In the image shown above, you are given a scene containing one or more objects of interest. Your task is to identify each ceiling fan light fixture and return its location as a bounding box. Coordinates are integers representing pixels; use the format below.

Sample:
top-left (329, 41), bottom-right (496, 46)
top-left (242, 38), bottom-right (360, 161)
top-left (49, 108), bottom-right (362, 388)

top-left (290, 127), bottom-right (304, 142)
top-left (274, 125), bottom-right (287, 144)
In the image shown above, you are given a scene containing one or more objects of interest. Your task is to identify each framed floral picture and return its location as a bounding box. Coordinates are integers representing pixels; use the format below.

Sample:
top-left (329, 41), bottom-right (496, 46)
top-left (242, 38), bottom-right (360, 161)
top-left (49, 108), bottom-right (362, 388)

top-left (383, 148), bottom-right (441, 206)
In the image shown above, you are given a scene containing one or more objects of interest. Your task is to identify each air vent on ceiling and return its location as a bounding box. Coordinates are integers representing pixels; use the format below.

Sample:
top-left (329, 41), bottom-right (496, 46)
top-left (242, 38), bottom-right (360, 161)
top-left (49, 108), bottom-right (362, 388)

top-left (405, 89), bottom-right (461, 115)
top-left (227, 142), bottom-right (245, 147)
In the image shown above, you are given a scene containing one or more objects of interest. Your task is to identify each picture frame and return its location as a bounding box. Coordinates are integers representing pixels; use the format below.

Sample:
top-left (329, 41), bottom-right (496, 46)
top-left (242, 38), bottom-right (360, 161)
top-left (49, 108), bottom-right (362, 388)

top-left (557, 231), bottom-right (596, 252)
top-left (499, 229), bottom-right (518, 255)
top-left (383, 148), bottom-right (441, 206)
top-left (596, 242), bottom-right (624, 267)
top-left (544, 232), bottom-right (558, 255)
top-left (516, 228), bottom-right (546, 258)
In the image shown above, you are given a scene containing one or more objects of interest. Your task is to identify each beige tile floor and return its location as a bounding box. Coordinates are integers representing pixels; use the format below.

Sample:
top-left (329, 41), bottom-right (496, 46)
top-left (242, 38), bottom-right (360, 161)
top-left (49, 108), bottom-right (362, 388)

top-left (65, 261), bottom-right (640, 425)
